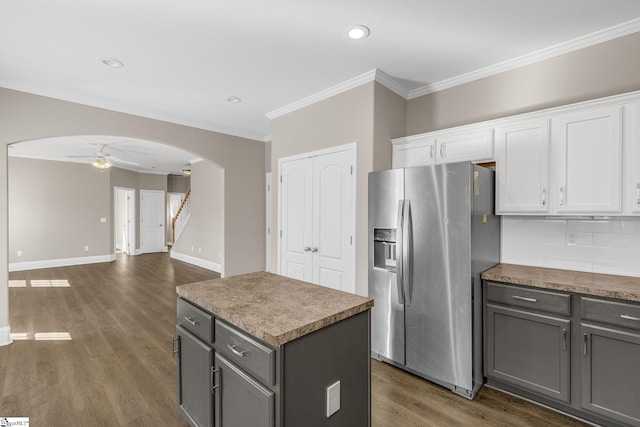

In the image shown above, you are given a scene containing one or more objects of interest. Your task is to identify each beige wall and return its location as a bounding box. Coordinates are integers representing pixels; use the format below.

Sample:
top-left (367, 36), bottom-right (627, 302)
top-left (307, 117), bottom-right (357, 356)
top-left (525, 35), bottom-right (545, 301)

top-left (172, 160), bottom-right (224, 269)
top-left (270, 82), bottom-right (404, 296)
top-left (9, 157), bottom-right (111, 263)
top-left (0, 88), bottom-right (266, 335)
top-left (407, 31), bottom-right (640, 134)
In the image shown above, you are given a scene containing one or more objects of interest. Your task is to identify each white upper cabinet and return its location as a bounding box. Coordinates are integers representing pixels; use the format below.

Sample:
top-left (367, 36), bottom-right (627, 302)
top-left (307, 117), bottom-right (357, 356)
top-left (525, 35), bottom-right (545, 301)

top-left (392, 127), bottom-right (493, 169)
top-left (495, 119), bottom-right (550, 214)
top-left (626, 102), bottom-right (640, 214)
top-left (552, 106), bottom-right (622, 214)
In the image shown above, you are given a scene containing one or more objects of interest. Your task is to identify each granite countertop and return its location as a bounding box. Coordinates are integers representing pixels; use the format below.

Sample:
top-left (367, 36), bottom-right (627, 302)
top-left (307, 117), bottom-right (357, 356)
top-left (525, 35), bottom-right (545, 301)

top-left (176, 271), bottom-right (374, 347)
top-left (482, 264), bottom-right (640, 303)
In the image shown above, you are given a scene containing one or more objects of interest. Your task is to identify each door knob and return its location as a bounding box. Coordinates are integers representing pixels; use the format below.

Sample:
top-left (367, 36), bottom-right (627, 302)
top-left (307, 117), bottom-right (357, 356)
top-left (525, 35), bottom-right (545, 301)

top-left (310, 247), bottom-right (318, 253)
top-left (304, 247), bottom-right (311, 252)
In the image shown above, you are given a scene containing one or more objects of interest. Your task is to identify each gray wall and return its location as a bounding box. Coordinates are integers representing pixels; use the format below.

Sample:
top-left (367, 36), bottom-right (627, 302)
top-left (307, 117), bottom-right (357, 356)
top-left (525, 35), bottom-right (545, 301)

top-left (9, 157), bottom-right (111, 263)
top-left (270, 82), bottom-right (403, 296)
top-left (172, 160), bottom-right (224, 269)
top-left (407, 31), bottom-right (640, 134)
top-left (0, 88), bottom-right (266, 335)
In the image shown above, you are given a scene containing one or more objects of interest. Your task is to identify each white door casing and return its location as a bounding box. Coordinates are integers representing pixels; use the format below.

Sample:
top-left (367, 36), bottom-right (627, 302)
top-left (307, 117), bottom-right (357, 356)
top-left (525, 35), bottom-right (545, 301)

top-left (141, 190), bottom-right (166, 253)
top-left (278, 144), bottom-right (356, 294)
top-left (265, 173), bottom-right (272, 272)
top-left (114, 187), bottom-right (135, 255)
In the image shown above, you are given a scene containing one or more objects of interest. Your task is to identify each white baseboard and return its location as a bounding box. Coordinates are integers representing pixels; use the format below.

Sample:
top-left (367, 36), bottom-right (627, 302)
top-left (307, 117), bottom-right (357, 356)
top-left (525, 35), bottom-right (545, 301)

top-left (170, 251), bottom-right (221, 273)
top-left (8, 254), bottom-right (117, 272)
top-left (0, 326), bottom-right (12, 347)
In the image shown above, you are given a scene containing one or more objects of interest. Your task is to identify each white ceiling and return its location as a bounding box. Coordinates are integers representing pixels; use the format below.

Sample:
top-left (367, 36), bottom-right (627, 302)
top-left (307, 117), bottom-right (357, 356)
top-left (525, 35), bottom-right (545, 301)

top-left (3, 0), bottom-right (640, 171)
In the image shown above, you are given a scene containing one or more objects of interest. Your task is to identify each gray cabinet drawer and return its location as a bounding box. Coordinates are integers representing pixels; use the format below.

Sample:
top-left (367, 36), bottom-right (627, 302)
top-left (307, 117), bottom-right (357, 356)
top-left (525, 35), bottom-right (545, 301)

top-left (581, 297), bottom-right (640, 331)
top-left (177, 298), bottom-right (214, 343)
top-left (215, 319), bottom-right (276, 386)
top-left (486, 282), bottom-right (571, 316)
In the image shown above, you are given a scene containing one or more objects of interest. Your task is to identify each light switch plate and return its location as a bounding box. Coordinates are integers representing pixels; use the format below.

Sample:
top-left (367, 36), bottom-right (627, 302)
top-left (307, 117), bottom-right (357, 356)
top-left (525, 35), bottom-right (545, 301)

top-left (326, 380), bottom-right (340, 418)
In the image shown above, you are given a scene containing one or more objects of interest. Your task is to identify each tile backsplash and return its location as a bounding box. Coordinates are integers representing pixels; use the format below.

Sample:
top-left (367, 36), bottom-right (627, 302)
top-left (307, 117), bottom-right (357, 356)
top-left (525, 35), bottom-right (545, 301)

top-left (501, 217), bottom-right (640, 277)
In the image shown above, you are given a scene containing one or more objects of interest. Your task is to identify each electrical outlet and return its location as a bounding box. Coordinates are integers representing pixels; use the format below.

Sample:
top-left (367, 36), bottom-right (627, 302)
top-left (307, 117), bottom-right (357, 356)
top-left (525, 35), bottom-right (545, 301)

top-left (16, 250), bottom-right (22, 257)
top-left (84, 246), bottom-right (89, 252)
top-left (326, 381), bottom-right (340, 418)
top-left (566, 233), bottom-right (577, 247)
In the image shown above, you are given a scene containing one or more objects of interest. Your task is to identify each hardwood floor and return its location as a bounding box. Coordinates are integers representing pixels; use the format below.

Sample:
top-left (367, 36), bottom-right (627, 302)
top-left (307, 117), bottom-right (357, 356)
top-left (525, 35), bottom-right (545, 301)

top-left (1, 253), bottom-right (588, 426)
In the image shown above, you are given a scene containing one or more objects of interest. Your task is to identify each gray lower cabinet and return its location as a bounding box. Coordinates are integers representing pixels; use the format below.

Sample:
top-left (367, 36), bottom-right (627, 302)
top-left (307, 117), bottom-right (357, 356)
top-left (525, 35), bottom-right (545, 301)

top-left (215, 353), bottom-right (275, 427)
top-left (485, 304), bottom-right (570, 403)
top-left (580, 297), bottom-right (640, 426)
top-left (485, 281), bottom-right (640, 427)
top-left (176, 325), bottom-right (215, 427)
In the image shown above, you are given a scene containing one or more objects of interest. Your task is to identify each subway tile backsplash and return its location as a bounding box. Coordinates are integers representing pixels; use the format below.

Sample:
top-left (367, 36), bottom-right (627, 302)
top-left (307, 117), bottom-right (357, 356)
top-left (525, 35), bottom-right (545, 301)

top-left (501, 217), bottom-right (640, 277)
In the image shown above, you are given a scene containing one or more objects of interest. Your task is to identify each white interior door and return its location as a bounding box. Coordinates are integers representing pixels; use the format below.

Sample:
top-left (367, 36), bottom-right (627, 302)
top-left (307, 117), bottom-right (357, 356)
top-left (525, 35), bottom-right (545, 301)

top-left (312, 149), bottom-right (354, 292)
top-left (278, 144), bottom-right (355, 293)
top-left (114, 188), bottom-right (135, 255)
top-left (140, 190), bottom-right (166, 253)
top-left (280, 158), bottom-right (313, 282)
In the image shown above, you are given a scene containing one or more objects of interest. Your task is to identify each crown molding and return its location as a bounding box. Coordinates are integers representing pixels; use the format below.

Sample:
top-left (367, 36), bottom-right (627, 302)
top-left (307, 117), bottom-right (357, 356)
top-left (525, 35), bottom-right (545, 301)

top-left (408, 17), bottom-right (640, 99)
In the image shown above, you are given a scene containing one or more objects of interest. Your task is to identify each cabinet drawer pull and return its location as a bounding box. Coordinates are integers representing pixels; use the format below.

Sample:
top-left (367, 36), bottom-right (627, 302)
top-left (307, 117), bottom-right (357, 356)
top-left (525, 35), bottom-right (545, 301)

top-left (636, 183), bottom-right (640, 205)
top-left (562, 329), bottom-right (567, 351)
top-left (184, 316), bottom-right (200, 326)
top-left (583, 333), bottom-right (588, 356)
top-left (171, 335), bottom-right (179, 356)
top-left (228, 344), bottom-right (247, 357)
top-left (621, 314), bottom-right (640, 322)
top-left (512, 295), bottom-right (537, 303)
top-left (440, 144), bottom-right (445, 158)
top-left (542, 188), bottom-right (546, 206)
top-left (559, 186), bottom-right (565, 205)
top-left (429, 145), bottom-right (434, 159)
top-left (211, 367), bottom-right (219, 394)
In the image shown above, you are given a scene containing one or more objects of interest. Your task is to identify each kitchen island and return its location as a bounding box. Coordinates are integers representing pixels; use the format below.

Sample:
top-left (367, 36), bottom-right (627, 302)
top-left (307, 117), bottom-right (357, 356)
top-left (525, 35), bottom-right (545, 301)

top-left (174, 272), bottom-right (374, 427)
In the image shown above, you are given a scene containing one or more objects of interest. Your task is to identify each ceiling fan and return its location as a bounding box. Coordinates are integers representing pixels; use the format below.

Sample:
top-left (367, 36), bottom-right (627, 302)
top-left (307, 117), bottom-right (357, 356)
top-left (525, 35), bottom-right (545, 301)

top-left (66, 144), bottom-right (139, 169)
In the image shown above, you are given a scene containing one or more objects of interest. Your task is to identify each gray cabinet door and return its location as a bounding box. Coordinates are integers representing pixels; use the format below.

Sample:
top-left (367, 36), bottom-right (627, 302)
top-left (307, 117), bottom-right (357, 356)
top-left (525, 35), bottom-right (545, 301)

top-left (215, 353), bottom-right (274, 427)
top-left (177, 325), bottom-right (214, 427)
top-left (486, 304), bottom-right (571, 403)
top-left (581, 323), bottom-right (640, 426)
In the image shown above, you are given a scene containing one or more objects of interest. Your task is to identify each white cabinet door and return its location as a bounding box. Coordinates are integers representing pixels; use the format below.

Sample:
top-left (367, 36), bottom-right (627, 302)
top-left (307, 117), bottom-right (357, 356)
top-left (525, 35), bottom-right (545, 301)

top-left (627, 103), bottom-right (640, 214)
top-left (392, 136), bottom-right (435, 168)
top-left (553, 106), bottom-right (622, 213)
top-left (436, 128), bottom-right (494, 164)
top-left (279, 147), bottom-right (355, 294)
top-left (312, 150), bottom-right (354, 292)
top-left (280, 158), bottom-right (313, 282)
top-left (495, 119), bottom-right (550, 214)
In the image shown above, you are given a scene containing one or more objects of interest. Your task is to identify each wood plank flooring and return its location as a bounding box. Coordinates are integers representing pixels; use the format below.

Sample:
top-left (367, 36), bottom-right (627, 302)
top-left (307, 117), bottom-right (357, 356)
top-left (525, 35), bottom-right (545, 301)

top-left (1, 253), bottom-right (589, 426)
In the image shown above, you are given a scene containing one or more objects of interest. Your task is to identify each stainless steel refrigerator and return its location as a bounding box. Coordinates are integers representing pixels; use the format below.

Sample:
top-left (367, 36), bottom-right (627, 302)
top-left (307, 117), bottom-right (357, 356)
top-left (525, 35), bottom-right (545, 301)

top-left (368, 161), bottom-right (500, 399)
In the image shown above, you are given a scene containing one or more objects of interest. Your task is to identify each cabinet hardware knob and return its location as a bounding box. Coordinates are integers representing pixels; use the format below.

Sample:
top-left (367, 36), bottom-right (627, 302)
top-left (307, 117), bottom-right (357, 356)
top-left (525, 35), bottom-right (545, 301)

top-left (621, 314), bottom-right (640, 322)
top-left (560, 186), bottom-right (565, 205)
top-left (542, 189), bottom-right (546, 206)
top-left (310, 247), bottom-right (319, 253)
top-left (184, 316), bottom-right (200, 326)
top-left (636, 183), bottom-right (640, 205)
top-left (228, 344), bottom-right (247, 357)
top-left (440, 144), bottom-right (445, 157)
top-left (562, 329), bottom-right (567, 351)
top-left (583, 333), bottom-right (588, 356)
top-left (512, 295), bottom-right (537, 303)
top-left (429, 145), bottom-right (434, 159)
top-left (211, 367), bottom-right (219, 394)
top-left (303, 246), bottom-right (311, 252)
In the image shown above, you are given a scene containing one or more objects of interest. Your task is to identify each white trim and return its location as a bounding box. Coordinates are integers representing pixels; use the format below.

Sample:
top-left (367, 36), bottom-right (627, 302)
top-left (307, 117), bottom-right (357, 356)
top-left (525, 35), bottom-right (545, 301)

top-left (170, 251), bottom-right (221, 273)
top-left (0, 326), bottom-right (12, 347)
top-left (266, 18), bottom-right (640, 117)
top-left (9, 254), bottom-right (117, 272)
top-left (266, 70), bottom-right (378, 119)
top-left (277, 142), bottom-right (357, 163)
top-left (408, 17), bottom-right (640, 99)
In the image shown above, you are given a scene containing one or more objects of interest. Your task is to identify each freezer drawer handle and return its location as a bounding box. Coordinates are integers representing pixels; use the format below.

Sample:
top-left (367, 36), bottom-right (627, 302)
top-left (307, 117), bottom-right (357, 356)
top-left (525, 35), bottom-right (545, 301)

top-left (621, 314), bottom-right (640, 322)
top-left (512, 295), bottom-right (537, 303)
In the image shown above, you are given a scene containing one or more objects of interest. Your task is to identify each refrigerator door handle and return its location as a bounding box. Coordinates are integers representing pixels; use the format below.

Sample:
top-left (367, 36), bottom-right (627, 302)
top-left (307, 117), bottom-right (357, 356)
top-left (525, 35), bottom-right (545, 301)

top-left (403, 200), bottom-right (413, 306)
top-left (396, 200), bottom-right (405, 304)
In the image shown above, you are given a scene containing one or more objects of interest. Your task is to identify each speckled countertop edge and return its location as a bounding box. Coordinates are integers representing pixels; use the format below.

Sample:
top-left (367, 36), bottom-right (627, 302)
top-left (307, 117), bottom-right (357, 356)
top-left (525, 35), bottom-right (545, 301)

top-left (176, 271), bottom-right (373, 347)
top-left (482, 264), bottom-right (640, 303)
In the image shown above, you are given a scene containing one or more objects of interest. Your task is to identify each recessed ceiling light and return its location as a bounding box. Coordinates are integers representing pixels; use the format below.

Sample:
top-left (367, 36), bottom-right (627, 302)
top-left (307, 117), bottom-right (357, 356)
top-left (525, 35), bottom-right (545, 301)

top-left (347, 25), bottom-right (370, 40)
top-left (102, 57), bottom-right (124, 68)
top-left (226, 96), bottom-right (242, 103)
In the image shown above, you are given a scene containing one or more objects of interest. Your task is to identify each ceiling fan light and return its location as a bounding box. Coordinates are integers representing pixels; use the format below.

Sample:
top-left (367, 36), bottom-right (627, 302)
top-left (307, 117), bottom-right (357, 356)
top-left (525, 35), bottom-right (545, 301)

top-left (182, 168), bottom-right (192, 175)
top-left (92, 158), bottom-right (112, 169)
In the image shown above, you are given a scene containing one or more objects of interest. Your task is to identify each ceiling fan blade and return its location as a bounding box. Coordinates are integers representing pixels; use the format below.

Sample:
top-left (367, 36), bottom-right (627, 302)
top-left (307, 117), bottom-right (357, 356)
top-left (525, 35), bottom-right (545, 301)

top-left (110, 157), bottom-right (140, 166)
